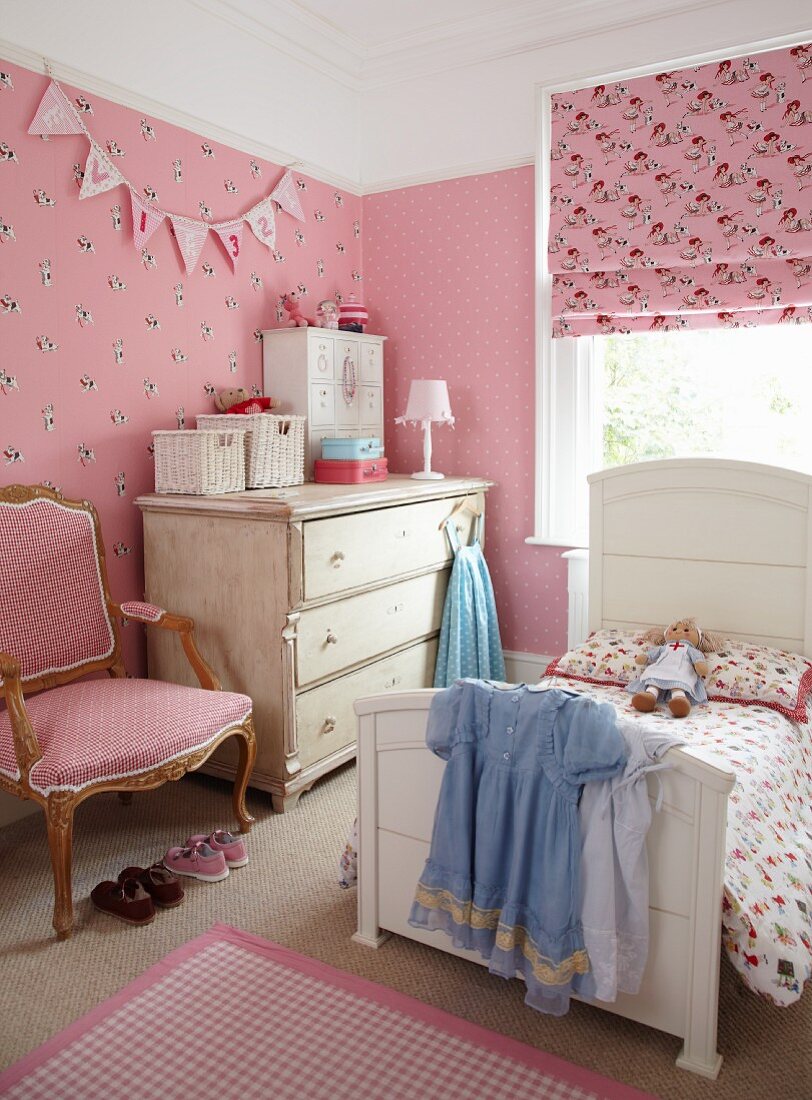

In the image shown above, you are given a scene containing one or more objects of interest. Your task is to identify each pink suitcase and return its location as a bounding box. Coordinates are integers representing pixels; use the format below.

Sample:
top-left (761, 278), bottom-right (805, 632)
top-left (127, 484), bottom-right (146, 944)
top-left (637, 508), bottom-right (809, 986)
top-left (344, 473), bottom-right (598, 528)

top-left (314, 457), bottom-right (388, 484)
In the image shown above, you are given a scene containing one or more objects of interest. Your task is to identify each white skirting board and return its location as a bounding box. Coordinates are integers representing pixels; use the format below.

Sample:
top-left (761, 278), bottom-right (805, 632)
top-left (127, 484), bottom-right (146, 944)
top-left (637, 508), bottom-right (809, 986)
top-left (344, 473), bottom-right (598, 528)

top-left (502, 651), bottom-right (552, 684)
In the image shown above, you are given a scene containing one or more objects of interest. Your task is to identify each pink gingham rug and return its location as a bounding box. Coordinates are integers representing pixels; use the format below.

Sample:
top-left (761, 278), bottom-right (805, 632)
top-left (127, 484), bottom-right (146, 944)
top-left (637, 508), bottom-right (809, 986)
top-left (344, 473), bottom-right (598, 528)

top-left (0, 924), bottom-right (655, 1099)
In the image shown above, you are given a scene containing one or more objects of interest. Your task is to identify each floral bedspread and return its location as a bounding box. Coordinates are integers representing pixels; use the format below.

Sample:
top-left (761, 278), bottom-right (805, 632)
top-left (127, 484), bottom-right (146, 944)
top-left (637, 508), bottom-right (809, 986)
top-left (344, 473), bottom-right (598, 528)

top-left (544, 677), bottom-right (812, 1006)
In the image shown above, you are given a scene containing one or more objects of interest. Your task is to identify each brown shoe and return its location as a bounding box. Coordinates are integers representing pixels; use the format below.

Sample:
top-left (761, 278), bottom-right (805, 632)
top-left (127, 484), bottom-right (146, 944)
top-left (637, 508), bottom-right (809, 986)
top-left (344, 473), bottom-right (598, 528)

top-left (91, 878), bottom-right (155, 925)
top-left (118, 863), bottom-right (185, 908)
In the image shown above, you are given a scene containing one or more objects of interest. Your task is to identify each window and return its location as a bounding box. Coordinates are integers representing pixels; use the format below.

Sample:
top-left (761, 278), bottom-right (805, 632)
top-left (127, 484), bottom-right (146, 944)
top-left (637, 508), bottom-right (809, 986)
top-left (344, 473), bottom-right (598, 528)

top-left (532, 324), bottom-right (812, 548)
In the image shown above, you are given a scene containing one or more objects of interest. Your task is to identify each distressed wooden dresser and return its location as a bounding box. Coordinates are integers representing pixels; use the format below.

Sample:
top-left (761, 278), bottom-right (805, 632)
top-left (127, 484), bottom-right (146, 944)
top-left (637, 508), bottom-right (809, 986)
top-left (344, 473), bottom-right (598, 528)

top-left (136, 476), bottom-right (491, 811)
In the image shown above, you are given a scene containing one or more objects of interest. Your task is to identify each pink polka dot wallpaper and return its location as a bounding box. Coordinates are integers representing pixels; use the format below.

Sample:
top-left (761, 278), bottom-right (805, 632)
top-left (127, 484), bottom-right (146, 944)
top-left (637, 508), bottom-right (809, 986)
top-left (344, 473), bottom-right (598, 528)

top-left (363, 168), bottom-right (569, 657)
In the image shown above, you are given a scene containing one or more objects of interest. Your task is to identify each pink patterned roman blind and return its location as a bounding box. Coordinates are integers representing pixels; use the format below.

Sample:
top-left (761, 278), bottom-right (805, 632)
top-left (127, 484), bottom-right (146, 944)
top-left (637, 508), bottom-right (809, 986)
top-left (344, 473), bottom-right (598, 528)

top-left (548, 41), bottom-right (812, 337)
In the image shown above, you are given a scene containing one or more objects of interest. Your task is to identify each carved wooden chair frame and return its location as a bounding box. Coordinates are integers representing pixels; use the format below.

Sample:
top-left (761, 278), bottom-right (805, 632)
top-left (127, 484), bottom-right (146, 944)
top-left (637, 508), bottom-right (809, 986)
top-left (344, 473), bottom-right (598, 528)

top-left (0, 484), bottom-right (256, 938)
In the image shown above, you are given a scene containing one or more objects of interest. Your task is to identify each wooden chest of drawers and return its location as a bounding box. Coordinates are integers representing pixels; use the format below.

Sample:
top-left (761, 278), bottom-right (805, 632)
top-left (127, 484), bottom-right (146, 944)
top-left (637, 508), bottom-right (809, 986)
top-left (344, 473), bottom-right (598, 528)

top-left (136, 476), bottom-right (491, 811)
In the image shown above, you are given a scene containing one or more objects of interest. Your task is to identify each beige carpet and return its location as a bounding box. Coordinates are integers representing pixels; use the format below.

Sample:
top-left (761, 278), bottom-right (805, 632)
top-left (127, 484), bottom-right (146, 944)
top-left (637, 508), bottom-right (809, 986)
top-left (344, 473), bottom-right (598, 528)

top-left (0, 764), bottom-right (808, 1100)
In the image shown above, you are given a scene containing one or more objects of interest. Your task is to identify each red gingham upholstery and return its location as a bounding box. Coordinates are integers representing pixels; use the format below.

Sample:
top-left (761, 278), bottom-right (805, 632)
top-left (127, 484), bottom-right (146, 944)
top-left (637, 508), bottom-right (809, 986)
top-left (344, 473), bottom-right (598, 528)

top-left (120, 601), bottom-right (166, 623)
top-left (0, 498), bottom-right (115, 681)
top-left (0, 679), bottom-right (252, 794)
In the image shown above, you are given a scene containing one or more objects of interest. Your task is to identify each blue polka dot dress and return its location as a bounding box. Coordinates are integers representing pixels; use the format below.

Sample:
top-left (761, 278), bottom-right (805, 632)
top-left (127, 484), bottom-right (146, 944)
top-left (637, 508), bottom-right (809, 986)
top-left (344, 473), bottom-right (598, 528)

top-left (434, 516), bottom-right (506, 688)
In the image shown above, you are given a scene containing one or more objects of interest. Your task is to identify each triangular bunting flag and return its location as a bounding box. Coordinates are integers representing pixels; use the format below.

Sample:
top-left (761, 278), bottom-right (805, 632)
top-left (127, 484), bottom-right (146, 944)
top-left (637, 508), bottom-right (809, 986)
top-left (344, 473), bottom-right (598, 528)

top-left (245, 197), bottom-right (277, 249)
top-left (169, 214), bottom-right (208, 273)
top-left (79, 142), bottom-right (124, 200)
top-left (270, 170), bottom-right (305, 222)
top-left (213, 219), bottom-right (245, 269)
top-left (130, 189), bottom-right (165, 251)
top-left (28, 80), bottom-right (85, 137)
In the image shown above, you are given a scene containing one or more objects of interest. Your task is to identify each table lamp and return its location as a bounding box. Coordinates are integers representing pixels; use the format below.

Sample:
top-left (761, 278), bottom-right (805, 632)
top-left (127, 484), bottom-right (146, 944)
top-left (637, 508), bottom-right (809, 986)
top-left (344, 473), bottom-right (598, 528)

top-left (395, 379), bottom-right (454, 480)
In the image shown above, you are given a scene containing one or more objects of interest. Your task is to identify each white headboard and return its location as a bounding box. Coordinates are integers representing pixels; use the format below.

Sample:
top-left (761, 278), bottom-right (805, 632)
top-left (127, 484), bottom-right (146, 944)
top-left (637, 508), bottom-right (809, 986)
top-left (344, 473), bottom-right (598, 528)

top-left (588, 459), bottom-right (812, 658)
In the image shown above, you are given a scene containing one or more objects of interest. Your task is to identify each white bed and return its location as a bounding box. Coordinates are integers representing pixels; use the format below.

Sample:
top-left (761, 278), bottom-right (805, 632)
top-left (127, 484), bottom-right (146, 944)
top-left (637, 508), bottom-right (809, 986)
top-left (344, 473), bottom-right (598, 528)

top-left (351, 458), bottom-right (812, 1079)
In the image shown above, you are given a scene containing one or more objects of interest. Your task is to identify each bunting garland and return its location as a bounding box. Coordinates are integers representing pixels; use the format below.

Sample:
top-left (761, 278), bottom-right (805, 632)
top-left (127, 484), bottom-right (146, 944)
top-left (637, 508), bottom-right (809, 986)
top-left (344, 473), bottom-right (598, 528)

top-left (27, 76), bottom-right (307, 273)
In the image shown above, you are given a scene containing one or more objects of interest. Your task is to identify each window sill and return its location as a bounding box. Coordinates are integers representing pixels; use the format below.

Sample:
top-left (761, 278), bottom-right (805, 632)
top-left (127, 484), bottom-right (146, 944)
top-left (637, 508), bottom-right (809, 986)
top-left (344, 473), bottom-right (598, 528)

top-left (524, 535), bottom-right (587, 550)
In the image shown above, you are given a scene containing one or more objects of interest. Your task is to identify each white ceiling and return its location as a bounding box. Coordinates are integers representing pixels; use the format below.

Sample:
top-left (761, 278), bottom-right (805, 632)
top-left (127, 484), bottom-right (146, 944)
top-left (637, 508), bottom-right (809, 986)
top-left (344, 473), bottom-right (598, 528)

top-left (284, 0), bottom-right (532, 49)
top-left (199, 0), bottom-right (729, 87)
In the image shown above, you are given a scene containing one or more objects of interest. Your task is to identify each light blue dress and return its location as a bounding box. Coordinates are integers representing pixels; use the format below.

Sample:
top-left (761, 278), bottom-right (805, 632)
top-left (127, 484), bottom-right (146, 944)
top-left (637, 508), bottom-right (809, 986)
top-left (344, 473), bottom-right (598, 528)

top-left (433, 517), bottom-right (505, 688)
top-left (409, 680), bottom-right (627, 1015)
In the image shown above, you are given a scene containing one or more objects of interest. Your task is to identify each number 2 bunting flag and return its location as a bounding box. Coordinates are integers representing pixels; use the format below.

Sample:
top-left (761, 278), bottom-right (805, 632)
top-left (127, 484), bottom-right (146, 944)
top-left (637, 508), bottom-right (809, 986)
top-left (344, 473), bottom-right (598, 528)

top-left (244, 197), bottom-right (277, 250)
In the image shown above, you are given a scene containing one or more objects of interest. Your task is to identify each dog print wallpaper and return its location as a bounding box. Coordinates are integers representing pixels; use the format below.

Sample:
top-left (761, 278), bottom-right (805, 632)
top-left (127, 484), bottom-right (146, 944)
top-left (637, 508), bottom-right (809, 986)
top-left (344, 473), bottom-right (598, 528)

top-left (0, 59), bottom-right (362, 672)
top-left (549, 40), bottom-right (812, 336)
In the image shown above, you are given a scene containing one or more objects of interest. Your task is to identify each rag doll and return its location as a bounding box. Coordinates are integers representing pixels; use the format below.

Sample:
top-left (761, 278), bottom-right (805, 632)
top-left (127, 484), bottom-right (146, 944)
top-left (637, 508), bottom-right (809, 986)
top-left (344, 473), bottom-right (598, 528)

top-left (628, 618), bottom-right (724, 718)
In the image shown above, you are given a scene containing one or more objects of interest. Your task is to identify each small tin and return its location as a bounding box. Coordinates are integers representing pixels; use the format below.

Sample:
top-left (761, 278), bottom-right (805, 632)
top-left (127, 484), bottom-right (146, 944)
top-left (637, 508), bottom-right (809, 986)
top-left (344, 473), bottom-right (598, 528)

top-left (321, 436), bottom-right (383, 461)
top-left (314, 457), bottom-right (389, 484)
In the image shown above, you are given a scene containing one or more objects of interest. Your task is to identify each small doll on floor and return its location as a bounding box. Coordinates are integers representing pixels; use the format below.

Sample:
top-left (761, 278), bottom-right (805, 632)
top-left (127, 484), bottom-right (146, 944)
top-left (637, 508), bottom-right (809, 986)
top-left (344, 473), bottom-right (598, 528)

top-left (628, 617), bottom-right (723, 718)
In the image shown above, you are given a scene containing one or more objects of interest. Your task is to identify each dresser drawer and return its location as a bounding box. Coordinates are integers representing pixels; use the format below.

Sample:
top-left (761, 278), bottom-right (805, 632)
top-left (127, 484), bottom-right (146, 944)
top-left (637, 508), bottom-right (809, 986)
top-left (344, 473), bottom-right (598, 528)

top-left (296, 638), bottom-right (437, 768)
top-left (310, 382), bottom-right (335, 426)
top-left (360, 342), bottom-right (383, 384)
top-left (303, 496), bottom-right (478, 600)
top-left (308, 337), bottom-right (335, 380)
top-left (296, 570), bottom-right (447, 686)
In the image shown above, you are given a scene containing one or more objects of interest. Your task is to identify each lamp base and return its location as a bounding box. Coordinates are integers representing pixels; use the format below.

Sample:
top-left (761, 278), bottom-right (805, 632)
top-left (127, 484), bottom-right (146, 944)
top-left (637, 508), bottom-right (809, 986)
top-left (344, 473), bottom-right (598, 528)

top-left (411, 471), bottom-right (445, 480)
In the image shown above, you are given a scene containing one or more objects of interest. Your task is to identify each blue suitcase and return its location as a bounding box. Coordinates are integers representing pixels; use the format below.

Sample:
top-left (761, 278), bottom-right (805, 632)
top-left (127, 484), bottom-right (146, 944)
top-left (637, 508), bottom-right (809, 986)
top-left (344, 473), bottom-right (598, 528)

top-left (321, 437), bottom-right (384, 460)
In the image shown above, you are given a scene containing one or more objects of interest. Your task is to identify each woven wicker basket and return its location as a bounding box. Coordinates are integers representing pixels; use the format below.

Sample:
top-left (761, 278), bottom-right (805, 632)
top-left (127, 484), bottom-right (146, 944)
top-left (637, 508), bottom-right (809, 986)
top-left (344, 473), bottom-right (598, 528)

top-left (196, 413), bottom-right (306, 488)
top-left (152, 429), bottom-right (246, 495)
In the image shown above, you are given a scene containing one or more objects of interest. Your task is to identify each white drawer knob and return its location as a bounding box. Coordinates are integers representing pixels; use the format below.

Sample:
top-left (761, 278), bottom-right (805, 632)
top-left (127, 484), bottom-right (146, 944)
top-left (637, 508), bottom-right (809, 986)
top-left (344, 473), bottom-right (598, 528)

top-left (387, 602), bottom-right (405, 615)
top-left (331, 550), bottom-right (345, 567)
top-left (326, 631), bottom-right (338, 645)
top-left (384, 676), bottom-right (401, 689)
top-left (393, 529), bottom-right (408, 539)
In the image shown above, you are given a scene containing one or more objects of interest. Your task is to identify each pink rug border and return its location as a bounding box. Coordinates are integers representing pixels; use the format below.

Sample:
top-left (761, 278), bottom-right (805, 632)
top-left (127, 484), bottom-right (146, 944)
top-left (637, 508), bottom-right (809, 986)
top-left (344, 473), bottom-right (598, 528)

top-left (0, 923), bottom-right (655, 1100)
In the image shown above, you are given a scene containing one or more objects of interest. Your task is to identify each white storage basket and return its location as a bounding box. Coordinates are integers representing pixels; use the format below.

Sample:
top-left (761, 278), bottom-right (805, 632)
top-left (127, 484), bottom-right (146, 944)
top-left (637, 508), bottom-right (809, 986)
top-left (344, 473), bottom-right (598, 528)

top-left (196, 413), bottom-right (306, 488)
top-left (152, 429), bottom-right (246, 495)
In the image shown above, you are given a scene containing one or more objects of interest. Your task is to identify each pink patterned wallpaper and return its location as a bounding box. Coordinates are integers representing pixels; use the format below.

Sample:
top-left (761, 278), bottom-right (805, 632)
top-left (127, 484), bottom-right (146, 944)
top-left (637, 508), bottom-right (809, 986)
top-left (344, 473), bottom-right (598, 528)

top-left (363, 167), bottom-right (569, 657)
top-left (0, 60), bottom-right (362, 672)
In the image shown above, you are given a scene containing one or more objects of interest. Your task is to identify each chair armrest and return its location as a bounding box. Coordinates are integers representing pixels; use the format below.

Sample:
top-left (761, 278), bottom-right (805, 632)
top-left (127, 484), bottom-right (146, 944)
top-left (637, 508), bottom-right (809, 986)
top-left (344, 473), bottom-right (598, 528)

top-left (110, 604), bottom-right (222, 691)
top-left (0, 651), bottom-right (43, 781)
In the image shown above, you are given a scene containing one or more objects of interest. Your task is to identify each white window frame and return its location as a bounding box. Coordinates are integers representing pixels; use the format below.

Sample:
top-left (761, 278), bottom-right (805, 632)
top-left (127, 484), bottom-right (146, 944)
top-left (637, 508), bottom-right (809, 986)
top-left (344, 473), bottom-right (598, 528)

top-left (527, 30), bottom-right (810, 549)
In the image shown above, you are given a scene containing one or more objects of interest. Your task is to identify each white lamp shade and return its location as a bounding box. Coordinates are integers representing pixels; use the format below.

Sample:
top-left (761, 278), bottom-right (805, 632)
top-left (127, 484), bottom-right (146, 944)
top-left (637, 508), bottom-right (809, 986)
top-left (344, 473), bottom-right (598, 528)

top-left (401, 379), bottom-right (454, 423)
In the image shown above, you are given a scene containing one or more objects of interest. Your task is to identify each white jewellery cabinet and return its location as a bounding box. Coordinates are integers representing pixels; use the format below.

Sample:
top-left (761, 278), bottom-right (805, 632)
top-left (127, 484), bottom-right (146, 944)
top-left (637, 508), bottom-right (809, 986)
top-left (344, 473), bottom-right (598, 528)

top-left (262, 328), bottom-right (386, 478)
top-left (136, 476), bottom-right (491, 812)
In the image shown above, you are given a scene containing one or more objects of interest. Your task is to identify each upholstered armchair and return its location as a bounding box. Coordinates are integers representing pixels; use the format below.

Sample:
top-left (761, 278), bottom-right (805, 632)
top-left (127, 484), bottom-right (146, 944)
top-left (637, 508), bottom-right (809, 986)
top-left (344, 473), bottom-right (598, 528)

top-left (0, 485), bottom-right (256, 938)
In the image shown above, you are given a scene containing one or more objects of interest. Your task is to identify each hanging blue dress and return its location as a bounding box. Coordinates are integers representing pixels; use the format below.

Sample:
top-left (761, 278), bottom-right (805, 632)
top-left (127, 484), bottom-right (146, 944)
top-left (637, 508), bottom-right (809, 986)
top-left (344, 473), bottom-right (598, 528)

top-left (434, 515), bottom-right (506, 688)
top-left (409, 680), bottom-right (627, 1016)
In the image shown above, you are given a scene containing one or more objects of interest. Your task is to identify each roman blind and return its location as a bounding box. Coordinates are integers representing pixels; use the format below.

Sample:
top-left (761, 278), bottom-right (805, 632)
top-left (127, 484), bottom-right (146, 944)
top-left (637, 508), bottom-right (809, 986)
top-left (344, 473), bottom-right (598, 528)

top-left (548, 41), bottom-right (812, 337)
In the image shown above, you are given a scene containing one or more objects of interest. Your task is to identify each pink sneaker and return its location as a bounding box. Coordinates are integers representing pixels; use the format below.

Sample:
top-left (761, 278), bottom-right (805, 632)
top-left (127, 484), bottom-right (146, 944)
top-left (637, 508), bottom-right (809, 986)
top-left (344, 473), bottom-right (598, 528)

top-left (164, 841), bottom-right (229, 882)
top-left (186, 829), bottom-right (248, 868)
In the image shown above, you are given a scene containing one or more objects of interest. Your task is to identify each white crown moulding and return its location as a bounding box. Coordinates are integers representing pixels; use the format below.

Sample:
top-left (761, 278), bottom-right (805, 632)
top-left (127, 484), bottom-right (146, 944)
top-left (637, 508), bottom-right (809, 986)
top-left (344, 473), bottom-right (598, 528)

top-left (0, 38), bottom-right (362, 196)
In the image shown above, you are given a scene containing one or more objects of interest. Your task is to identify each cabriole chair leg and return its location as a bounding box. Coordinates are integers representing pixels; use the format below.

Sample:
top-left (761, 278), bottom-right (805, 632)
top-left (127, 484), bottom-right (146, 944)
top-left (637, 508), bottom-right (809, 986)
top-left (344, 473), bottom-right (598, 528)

top-left (46, 792), bottom-right (77, 940)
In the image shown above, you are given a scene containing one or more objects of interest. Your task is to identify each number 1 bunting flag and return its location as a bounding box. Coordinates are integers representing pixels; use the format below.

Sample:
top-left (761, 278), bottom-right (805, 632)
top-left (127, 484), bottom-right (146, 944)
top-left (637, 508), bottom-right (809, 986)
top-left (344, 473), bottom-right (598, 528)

top-left (28, 80), bottom-right (85, 137)
top-left (169, 214), bottom-right (209, 273)
top-left (213, 219), bottom-right (245, 269)
top-left (245, 197), bottom-right (277, 249)
top-left (270, 170), bottom-right (305, 222)
top-left (79, 142), bottom-right (125, 200)
top-left (130, 189), bottom-right (165, 251)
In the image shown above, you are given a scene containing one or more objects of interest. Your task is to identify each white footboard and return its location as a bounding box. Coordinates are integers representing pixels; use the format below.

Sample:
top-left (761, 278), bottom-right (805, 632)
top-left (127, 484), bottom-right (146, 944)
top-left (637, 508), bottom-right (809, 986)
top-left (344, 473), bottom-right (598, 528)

top-left (353, 690), bottom-right (735, 1079)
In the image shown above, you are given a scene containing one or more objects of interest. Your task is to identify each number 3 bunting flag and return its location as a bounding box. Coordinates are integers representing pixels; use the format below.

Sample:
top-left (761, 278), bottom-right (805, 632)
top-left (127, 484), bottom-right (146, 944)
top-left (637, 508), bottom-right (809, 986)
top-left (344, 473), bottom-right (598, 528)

top-left (245, 197), bottom-right (277, 250)
top-left (212, 219), bottom-right (245, 269)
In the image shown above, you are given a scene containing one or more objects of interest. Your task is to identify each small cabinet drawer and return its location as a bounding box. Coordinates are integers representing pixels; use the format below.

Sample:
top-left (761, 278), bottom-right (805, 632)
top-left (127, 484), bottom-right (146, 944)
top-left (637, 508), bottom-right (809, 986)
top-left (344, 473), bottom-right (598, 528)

top-left (310, 383), bottom-right (335, 426)
top-left (360, 385), bottom-right (381, 423)
top-left (308, 338), bottom-right (335, 380)
top-left (360, 342), bottom-right (383, 384)
top-left (303, 495), bottom-right (479, 600)
top-left (335, 383), bottom-right (360, 427)
top-left (295, 638), bottom-right (437, 768)
top-left (296, 570), bottom-right (447, 687)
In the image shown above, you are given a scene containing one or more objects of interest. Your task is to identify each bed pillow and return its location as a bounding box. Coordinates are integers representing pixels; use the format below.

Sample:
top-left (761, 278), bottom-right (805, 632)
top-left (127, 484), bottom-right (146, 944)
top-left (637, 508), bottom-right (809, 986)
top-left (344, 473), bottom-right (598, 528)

top-left (704, 640), bottom-right (812, 723)
top-left (543, 628), bottom-right (647, 688)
